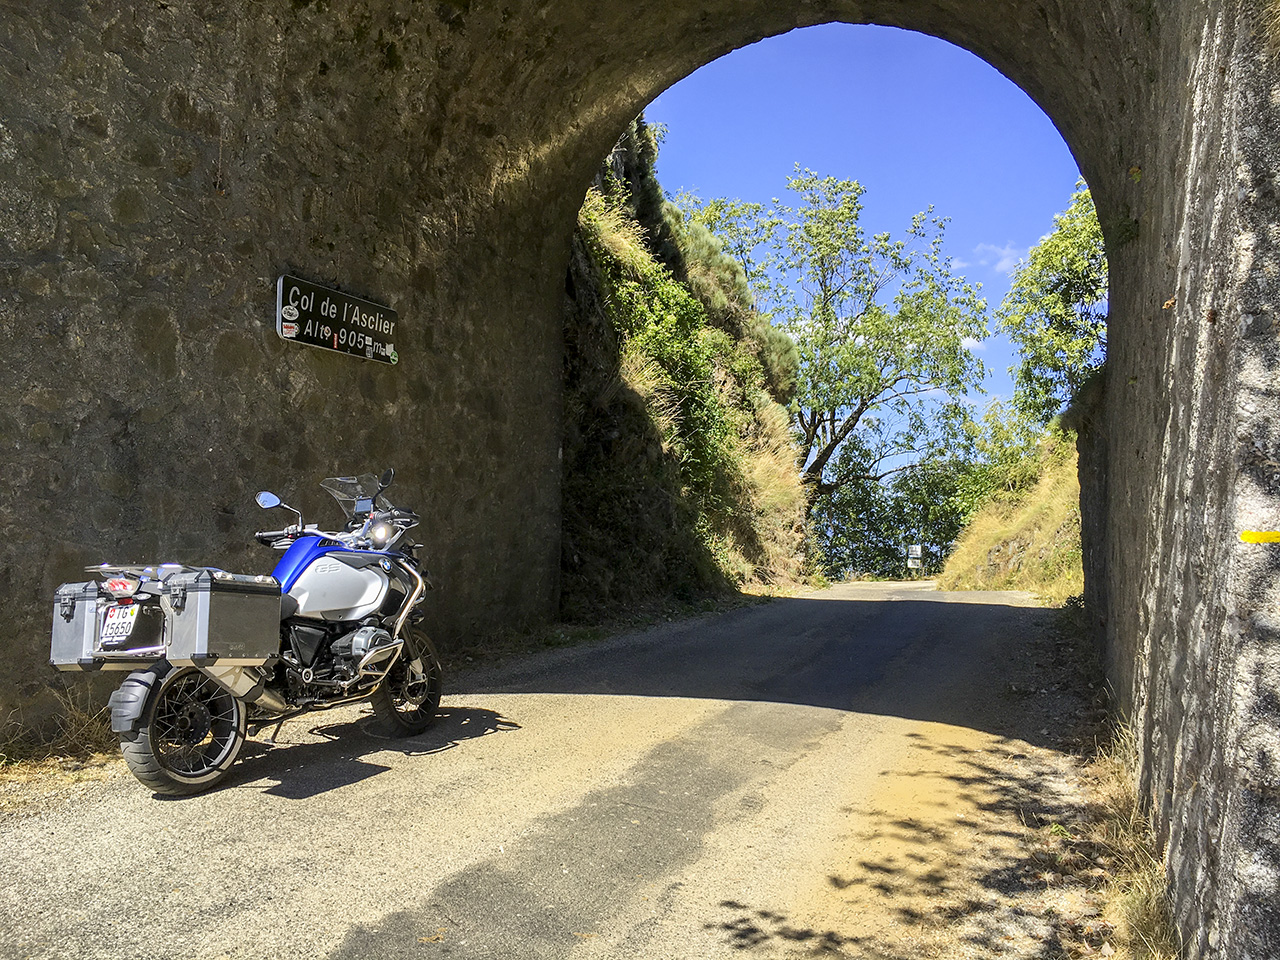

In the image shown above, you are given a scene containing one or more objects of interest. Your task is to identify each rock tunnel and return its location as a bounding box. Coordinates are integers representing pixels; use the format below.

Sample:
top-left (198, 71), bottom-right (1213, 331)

top-left (1, 0), bottom-right (1277, 953)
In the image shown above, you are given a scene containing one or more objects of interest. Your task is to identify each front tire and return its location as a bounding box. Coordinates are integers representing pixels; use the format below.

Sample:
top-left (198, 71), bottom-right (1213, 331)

top-left (369, 628), bottom-right (443, 737)
top-left (118, 661), bottom-right (247, 796)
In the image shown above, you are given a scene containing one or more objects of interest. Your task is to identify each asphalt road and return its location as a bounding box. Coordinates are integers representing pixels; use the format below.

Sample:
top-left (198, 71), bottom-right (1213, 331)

top-left (1, 583), bottom-right (1063, 960)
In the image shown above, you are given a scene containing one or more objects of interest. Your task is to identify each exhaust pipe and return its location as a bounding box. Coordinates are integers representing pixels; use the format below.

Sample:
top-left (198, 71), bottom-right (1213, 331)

top-left (199, 664), bottom-right (290, 715)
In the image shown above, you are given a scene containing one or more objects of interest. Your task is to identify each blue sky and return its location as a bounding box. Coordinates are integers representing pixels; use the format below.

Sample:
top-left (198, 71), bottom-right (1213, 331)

top-left (643, 23), bottom-right (1082, 403)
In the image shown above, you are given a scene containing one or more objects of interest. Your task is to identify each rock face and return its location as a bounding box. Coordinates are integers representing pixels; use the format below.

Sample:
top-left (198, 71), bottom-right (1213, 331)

top-left (0, 1), bottom-right (1276, 953)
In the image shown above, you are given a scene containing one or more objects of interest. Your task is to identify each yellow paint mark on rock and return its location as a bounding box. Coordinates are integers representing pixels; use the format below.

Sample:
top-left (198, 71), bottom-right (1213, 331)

top-left (1241, 530), bottom-right (1280, 543)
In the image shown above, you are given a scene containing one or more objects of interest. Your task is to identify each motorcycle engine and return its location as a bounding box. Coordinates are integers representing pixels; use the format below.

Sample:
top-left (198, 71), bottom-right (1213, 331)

top-left (281, 622), bottom-right (394, 697)
top-left (332, 625), bottom-right (394, 663)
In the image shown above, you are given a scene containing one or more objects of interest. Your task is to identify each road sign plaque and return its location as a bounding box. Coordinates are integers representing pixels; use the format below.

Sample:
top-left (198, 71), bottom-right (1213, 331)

top-left (276, 275), bottom-right (399, 365)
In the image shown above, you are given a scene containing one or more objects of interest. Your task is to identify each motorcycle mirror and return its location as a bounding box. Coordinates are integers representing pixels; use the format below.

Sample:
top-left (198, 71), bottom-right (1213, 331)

top-left (379, 468), bottom-right (394, 491)
top-left (255, 491), bottom-right (282, 510)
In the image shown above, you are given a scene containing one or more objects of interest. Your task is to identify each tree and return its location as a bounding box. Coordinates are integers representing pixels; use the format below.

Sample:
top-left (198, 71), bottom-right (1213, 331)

top-left (680, 169), bottom-right (987, 576)
top-left (811, 457), bottom-right (977, 578)
top-left (770, 170), bottom-right (987, 508)
top-left (672, 193), bottom-right (781, 295)
top-left (999, 181), bottom-right (1108, 425)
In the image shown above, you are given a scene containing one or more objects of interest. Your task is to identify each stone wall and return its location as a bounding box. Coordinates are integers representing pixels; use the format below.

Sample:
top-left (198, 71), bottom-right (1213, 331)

top-left (2, 1), bottom-right (1278, 953)
top-left (0, 2), bottom-right (566, 720)
top-left (1083, 3), bottom-right (1280, 954)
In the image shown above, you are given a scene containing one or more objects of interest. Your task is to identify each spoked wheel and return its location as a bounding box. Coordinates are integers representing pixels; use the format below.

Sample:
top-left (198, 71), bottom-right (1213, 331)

top-left (369, 627), bottom-right (443, 737)
top-left (119, 661), bottom-right (247, 796)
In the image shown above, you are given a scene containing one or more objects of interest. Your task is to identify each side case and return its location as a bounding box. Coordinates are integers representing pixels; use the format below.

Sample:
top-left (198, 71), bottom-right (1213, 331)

top-left (50, 582), bottom-right (101, 672)
top-left (164, 570), bottom-right (282, 667)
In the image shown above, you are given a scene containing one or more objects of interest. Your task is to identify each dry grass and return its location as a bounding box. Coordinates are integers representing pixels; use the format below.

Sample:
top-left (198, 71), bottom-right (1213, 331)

top-left (938, 443), bottom-right (1083, 604)
top-left (738, 399), bottom-right (807, 583)
top-left (1085, 727), bottom-right (1183, 960)
top-left (578, 188), bottom-right (651, 278)
top-left (1265, 0), bottom-right (1280, 52)
top-left (1033, 723), bottom-right (1182, 959)
top-left (1, 686), bottom-right (119, 790)
top-left (619, 344), bottom-right (682, 448)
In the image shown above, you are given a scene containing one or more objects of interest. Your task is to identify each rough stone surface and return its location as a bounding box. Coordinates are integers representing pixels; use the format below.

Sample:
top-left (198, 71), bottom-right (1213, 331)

top-left (1, 1), bottom-right (1278, 954)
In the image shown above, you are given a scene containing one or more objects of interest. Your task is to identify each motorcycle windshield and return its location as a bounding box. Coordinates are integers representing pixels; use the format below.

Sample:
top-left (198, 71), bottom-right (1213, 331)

top-left (319, 475), bottom-right (395, 518)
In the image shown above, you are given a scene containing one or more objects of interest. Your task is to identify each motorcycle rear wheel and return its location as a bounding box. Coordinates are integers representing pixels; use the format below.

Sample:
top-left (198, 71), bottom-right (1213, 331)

top-left (369, 628), bottom-right (443, 737)
top-left (119, 661), bottom-right (247, 796)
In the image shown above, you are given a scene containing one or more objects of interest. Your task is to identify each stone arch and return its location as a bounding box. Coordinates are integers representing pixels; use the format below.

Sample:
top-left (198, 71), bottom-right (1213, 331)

top-left (0, 2), bottom-right (1275, 955)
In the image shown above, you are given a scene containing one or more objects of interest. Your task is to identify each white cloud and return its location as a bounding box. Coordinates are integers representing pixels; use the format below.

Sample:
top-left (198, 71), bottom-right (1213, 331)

top-left (961, 337), bottom-right (986, 351)
top-left (971, 242), bottom-right (1027, 276)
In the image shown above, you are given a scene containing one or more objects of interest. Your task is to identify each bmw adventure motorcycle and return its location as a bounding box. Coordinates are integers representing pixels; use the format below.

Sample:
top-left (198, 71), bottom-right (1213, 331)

top-left (51, 470), bottom-right (443, 795)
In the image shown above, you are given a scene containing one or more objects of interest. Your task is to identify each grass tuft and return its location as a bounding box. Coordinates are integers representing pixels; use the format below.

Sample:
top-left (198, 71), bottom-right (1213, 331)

top-left (1061, 724), bottom-right (1183, 959)
top-left (1, 686), bottom-right (118, 786)
top-left (1265, 0), bottom-right (1280, 51)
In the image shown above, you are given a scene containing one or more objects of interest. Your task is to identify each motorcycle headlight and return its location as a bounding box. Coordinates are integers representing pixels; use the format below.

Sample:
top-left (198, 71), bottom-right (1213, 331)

top-left (370, 523), bottom-right (393, 548)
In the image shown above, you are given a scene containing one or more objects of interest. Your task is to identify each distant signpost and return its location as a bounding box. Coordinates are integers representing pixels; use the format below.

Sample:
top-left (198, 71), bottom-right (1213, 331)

top-left (275, 275), bottom-right (399, 365)
top-left (907, 544), bottom-right (922, 570)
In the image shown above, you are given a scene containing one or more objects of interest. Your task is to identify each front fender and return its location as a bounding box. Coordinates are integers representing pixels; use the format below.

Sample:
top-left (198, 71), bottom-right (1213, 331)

top-left (106, 667), bottom-right (162, 734)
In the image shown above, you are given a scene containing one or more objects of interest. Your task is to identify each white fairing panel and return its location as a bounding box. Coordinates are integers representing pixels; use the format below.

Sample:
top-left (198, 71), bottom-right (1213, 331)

top-left (289, 555), bottom-right (387, 620)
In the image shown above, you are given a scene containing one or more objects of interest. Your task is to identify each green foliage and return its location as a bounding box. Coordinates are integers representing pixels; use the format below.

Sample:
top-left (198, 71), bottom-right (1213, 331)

top-left (810, 401), bottom-right (1061, 579)
top-left (661, 194), bottom-right (800, 406)
top-left (957, 398), bottom-right (1045, 505)
top-left (775, 169), bottom-right (988, 497)
top-left (579, 190), bottom-right (735, 505)
top-left (674, 193), bottom-right (782, 294)
top-left (562, 181), bottom-right (807, 616)
top-left (1000, 181), bottom-right (1108, 426)
top-left (812, 457), bottom-right (976, 578)
top-left (677, 169), bottom-right (989, 579)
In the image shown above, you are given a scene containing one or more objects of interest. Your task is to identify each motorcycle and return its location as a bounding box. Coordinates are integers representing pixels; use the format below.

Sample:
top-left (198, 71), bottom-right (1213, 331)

top-left (50, 469), bottom-right (443, 795)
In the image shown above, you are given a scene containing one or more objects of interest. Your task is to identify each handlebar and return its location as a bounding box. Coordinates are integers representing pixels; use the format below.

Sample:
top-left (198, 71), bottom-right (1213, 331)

top-left (256, 504), bottom-right (419, 551)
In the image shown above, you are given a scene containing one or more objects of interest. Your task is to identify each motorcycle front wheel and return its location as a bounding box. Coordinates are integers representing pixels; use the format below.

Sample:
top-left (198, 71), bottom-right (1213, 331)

top-left (369, 628), bottom-right (443, 737)
top-left (119, 660), bottom-right (247, 796)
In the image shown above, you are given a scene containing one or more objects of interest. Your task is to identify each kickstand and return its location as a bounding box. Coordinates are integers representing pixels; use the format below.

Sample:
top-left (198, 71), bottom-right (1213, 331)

top-left (260, 717), bottom-right (288, 746)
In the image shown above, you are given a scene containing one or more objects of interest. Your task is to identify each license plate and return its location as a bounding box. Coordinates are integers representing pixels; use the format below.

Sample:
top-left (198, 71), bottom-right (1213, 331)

top-left (100, 604), bottom-right (139, 643)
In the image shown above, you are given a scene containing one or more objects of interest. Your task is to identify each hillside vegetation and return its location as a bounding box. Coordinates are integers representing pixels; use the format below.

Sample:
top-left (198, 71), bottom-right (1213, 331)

top-left (936, 436), bottom-right (1083, 604)
top-left (559, 120), bottom-right (807, 619)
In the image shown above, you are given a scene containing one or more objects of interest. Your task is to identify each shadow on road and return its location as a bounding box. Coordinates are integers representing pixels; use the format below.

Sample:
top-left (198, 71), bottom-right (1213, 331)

top-left (216, 706), bottom-right (521, 800)
top-left (313, 588), bottom-right (1105, 959)
top-left (454, 592), bottom-right (1092, 751)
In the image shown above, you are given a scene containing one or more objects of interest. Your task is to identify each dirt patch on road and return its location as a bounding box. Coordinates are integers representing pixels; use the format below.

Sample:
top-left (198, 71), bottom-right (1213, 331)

top-left (0, 753), bottom-right (121, 815)
top-left (801, 721), bottom-right (1095, 958)
top-left (818, 610), bottom-right (1119, 959)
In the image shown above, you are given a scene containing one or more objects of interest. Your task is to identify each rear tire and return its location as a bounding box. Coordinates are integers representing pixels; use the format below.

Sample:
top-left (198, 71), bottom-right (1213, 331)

top-left (118, 661), bottom-right (247, 796)
top-left (369, 628), bottom-right (443, 737)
